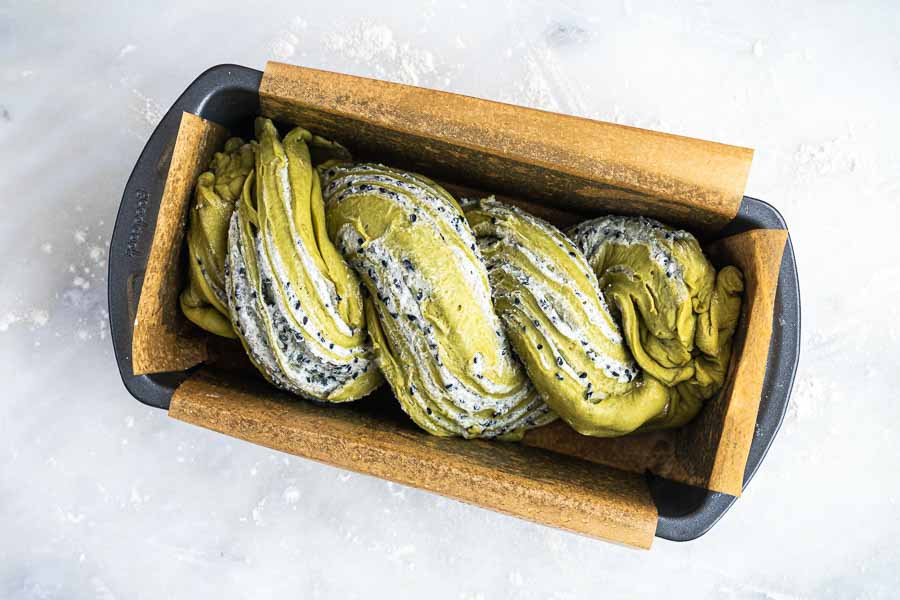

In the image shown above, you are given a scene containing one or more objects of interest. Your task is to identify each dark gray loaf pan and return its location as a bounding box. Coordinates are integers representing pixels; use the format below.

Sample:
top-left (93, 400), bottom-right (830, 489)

top-left (107, 64), bottom-right (801, 542)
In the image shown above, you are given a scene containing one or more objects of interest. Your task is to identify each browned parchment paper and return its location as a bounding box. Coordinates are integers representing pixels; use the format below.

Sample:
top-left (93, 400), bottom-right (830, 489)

top-left (170, 368), bottom-right (658, 549)
top-left (132, 113), bottom-right (227, 375)
top-left (259, 61), bottom-right (753, 231)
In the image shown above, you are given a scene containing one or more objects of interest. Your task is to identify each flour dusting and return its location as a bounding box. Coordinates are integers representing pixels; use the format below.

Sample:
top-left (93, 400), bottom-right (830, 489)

top-left (0, 308), bottom-right (50, 332)
top-left (793, 136), bottom-right (858, 179)
top-left (269, 18), bottom-right (306, 59)
top-left (128, 86), bottom-right (164, 130)
top-left (282, 486), bottom-right (301, 505)
top-left (499, 46), bottom-right (590, 118)
top-left (753, 39), bottom-right (766, 57)
top-left (324, 23), bottom-right (452, 87)
top-left (117, 44), bottom-right (137, 59)
top-left (785, 372), bottom-right (832, 427)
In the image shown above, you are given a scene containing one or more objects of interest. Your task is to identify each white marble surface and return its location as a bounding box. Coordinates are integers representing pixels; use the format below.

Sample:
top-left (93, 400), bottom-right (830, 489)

top-left (2, 1), bottom-right (899, 598)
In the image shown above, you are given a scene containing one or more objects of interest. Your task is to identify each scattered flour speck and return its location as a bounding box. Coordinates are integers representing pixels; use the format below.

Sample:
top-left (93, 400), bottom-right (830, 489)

top-left (0, 313), bottom-right (17, 332)
top-left (271, 39), bottom-right (296, 59)
top-left (0, 309), bottom-right (50, 331)
top-left (118, 44), bottom-right (137, 59)
top-left (268, 17), bottom-right (307, 60)
top-left (324, 23), bottom-right (448, 87)
top-left (282, 486), bottom-right (301, 504)
top-left (793, 137), bottom-right (857, 179)
top-left (753, 40), bottom-right (765, 57)
top-left (786, 374), bottom-right (832, 427)
top-left (129, 86), bottom-right (164, 129)
top-left (41, 242), bottom-right (53, 254)
top-left (499, 47), bottom-right (589, 118)
top-left (251, 498), bottom-right (266, 525)
top-left (29, 309), bottom-right (49, 327)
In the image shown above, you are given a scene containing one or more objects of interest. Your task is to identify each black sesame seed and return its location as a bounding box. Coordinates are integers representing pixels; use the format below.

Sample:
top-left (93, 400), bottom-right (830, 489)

top-left (537, 344), bottom-right (543, 350)
top-left (579, 372), bottom-right (587, 379)
top-left (555, 373), bottom-right (563, 381)
top-left (426, 407), bottom-right (432, 415)
top-left (556, 357), bottom-right (563, 366)
top-left (410, 213), bottom-right (417, 223)
top-left (302, 316), bottom-right (308, 325)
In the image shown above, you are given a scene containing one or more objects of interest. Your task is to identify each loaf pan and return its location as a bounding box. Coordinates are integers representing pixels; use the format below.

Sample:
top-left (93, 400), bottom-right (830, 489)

top-left (108, 64), bottom-right (800, 543)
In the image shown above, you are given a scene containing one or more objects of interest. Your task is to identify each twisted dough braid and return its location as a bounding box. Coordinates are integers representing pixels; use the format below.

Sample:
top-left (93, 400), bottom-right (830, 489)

top-left (184, 125), bottom-right (742, 438)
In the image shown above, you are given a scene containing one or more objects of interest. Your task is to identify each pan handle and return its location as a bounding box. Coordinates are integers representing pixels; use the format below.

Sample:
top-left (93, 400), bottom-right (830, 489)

top-left (107, 64), bottom-right (262, 409)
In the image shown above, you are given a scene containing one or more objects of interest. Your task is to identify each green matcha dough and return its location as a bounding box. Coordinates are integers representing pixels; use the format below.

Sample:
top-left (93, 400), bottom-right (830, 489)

top-left (569, 215), bottom-right (744, 432)
top-left (224, 118), bottom-right (382, 402)
top-left (466, 198), bottom-right (671, 436)
top-left (180, 137), bottom-right (255, 338)
top-left (180, 120), bottom-right (741, 436)
top-left (640, 263), bottom-right (744, 430)
top-left (321, 164), bottom-right (556, 439)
